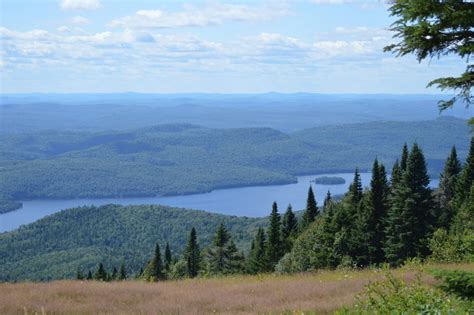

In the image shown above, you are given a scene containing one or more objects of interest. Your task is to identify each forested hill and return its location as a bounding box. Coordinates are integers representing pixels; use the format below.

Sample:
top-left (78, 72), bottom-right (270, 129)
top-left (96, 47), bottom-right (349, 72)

top-left (0, 204), bottom-right (266, 281)
top-left (0, 117), bottom-right (470, 200)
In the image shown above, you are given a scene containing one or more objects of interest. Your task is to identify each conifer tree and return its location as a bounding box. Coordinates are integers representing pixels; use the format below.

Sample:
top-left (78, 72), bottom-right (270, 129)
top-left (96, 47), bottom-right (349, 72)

top-left (352, 192), bottom-right (374, 266)
top-left (164, 242), bottom-right (172, 272)
top-left (185, 227), bottom-right (200, 278)
top-left (76, 268), bottom-right (84, 280)
top-left (94, 262), bottom-right (107, 281)
top-left (455, 137), bottom-right (474, 206)
top-left (226, 240), bottom-right (245, 273)
top-left (349, 168), bottom-right (363, 205)
top-left (400, 143), bottom-right (409, 172)
top-left (119, 263), bottom-right (127, 280)
top-left (247, 227), bottom-right (266, 274)
top-left (265, 202), bottom-right (283, 271)
top-left (323, 190), bottom-right (332, 210)
top-left (302, 186), bottom-right (318, 228)
top-left (390, 160), bottom-right (401, 192)
top-left (87, 270), bottom-right (92, 280)
top-left (282, 204), bottom-right (298, 252)
top-left (149, 242), bottom-right (164, 281)
top-left (436, 146), bottom-right (462, 228)
top-left (385, 143), bottom-right (433, 265)
top-left (111, 267), bottom-right (118, 280)
top-left (207, 223), bottom-right (232, 274)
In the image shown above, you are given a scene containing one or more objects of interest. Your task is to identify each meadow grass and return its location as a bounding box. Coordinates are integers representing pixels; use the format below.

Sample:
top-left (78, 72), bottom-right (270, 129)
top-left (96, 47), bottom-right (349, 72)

top-left (0, 263), bottom-right (472, 314)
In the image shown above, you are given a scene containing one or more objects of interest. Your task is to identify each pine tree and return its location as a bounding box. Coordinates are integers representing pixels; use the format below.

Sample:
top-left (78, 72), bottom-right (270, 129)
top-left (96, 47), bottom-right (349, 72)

top-left (368, 159), bottom-right (390, 264)
top-left (247, 227), bottom-right (266, 274)
top-left (111, 267), bottom-right (118, 280)
top-left (76, 268), bottom-right (84, 280)
top-left (207, 223), bottom-right (231, 274)
top-left (302, 186), bottom-right (318, 228)
top-left (323, 190), bottom-right (332, 210)
top-left (400, 143), bottom-right (409, 172)
top-left (352, 192), bottom-right (374, 267)
top-left (164, 242), bottom-right (172, 272)
top-left (185, 227), bottom-right (200, 278)
top-left (119, 263), bottom-right (127, 280)
top-left (264, 202), bottom-right (283, 271)
top-left (349, 168), bottom-right (363, 205)
top-left (148, 242), bottom-right (164, 281)
top-left (384, 143), bottom-right (433, 265)
top-left (282, 204), bottom-right (298, 252)
top-left (390, 159), bottom-right (401, 192)
top-left (86, 270), bottom-right (92, 280)
top-left (455, 137), bottom-right (474, 206)
top-left (226, 240), bottom-right (245, 274)
top-left (94, 262), bottom-right (107, 281)
top-left (436, 146), bottom-right (462, 228)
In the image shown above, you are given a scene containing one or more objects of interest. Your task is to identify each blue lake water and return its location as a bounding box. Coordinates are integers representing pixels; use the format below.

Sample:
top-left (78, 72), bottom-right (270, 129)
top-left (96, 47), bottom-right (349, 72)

top-left (0, 172), bottom-right (439, 233)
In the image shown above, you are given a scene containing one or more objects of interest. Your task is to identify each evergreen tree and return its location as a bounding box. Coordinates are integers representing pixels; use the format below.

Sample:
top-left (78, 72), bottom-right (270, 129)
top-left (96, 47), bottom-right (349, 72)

top-left (148, 242), bottom-right (165, 281)
top-left (86, 270), bottom-right (92, 280)
top-left (352, 192), bottom-right (374, 267)
top-left (94, 262), bottom-right (107, 281)
top-left (111, 267), bottom-right (118, 280)
top-left (349, 168), bottom-right (363, 205)
top-left (436, 146), bottom-right (462, 228)
top-left (384, 143), bottom-right (434, 265)
top-left (368, 159), bottom-right (390, 264)
top-left (207, 223), bottom-right (232, 274)
top-left (119, 263), bottom-right (127, 280)
top-left (282, 204), bottom-right (298, 253)
top-left (323, 190), bottom-right (332, 210)
top-left (302, 186), bottom-right (318, 228)
top-left (390, 159), bottom-right (401, 192)
top-left (76, 268), bottom-right (84, 280)
top-left (164, 242), bottom-right (172, 272)
top-left (400, 143), bottom-right (409, 172)
top-left (185, 227), bottom-right (200, 278)
top-left (225, 240), bottom-right (245, 274)
top-left (455, 137), bottom-right (474, 206)
top-left (264, 202), bottom-right (283, 271)
top-left (247, 227), bottom-right (266, 274)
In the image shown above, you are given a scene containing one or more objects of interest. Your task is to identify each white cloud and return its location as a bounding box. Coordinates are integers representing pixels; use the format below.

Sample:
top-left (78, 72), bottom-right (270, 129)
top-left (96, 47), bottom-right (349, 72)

top-left (71, 16), bottom-right (90, 25)
top-left (109, 3), bottom-right (288, 29)
top-left (59, 0), bottom-right (101, 10)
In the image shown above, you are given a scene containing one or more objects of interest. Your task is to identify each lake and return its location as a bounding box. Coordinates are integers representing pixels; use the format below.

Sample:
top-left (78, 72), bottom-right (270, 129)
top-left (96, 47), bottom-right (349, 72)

top-left (0, 172), bottom-right (439, 233)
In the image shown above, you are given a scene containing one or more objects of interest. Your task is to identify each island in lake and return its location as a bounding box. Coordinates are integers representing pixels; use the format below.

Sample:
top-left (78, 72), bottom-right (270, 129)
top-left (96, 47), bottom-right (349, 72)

top-left (313, 176), bottom-right (346, 185)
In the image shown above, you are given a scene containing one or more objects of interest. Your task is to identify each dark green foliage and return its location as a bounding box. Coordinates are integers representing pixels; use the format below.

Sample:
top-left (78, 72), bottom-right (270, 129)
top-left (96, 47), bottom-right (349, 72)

top-left (455, 137), bottom-right (474, 206)
top-left (314, 176), bottom-right (345, 185)
top-left (390, 160), bottom-right (402, 191)
top-left (385, 143), bottom-right (434, 265)
top-left (185, 228), bottom-right (200, 278)
top-left (0, 200), bottom-right (22, 214)
top-left (348, 168), bottom-right (363, 205)
top-left (247, 227), bottom-right (266, 274)
top-left (206, 223), bottom-right (243, 275)
top-left (111, 267), bottom-right (118, 280)
top-left (282, 204), bottom-right (298, 252)
top-left (400, 143), bottom-right (409, 172)
top-left (433, 270), bottom-right (474, 299)
top-left (264, 202), bottom-right (284, 271)
top-left (435, 146), bottom-right (462, 228)
top-left (0, 119), bottom-right (470, 201)
top-left (76, 268), bottom-right (84, 280)
top-left (323, 191), bottom-right (332, 210)
top-left (302, 186), bottom-right (318, 229)
top-left (94, 263), bottom-right (107, 281)
top-left (0, 204), bottom-right (265, 281)
top-left (385, 0), bottom-right (474, 110)
top-left (87, 270), bottom-right (92, 280)
top-left (145, 243), bottom-right (164, 281)
top-left (119, 263), bottom-right (127, 280)
top-left (164, 242), bottom-right (172, 272)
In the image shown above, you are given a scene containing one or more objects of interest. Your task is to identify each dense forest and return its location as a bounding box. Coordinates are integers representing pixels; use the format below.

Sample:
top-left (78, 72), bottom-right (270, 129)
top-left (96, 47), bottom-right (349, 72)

top-left (2, 138), bottom-right (472, 282)
top-left (0, 118), bottom-right (470, 202)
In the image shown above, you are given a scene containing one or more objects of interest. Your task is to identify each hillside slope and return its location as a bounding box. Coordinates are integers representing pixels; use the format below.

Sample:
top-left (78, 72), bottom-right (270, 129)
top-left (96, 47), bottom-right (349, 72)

top-left (0, 204), bottom-right (266, 281)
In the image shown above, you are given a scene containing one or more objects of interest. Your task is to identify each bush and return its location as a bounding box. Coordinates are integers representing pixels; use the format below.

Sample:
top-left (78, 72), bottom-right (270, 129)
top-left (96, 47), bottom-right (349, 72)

top-left (342, 271), bottom-right (470, 314)
top-left (432, 269), bottom-right (474, 299)
top-left (429, 229), bottom-right (474, 263)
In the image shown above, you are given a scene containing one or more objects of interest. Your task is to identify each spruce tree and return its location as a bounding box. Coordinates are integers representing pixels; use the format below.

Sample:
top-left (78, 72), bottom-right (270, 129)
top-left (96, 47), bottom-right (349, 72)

top-left (282, 204), bottom-right (298, 252)
top-left (352, 192), bottom-right (374, 267)
top-left (149, 242), bottom-right (164, 281)
top-left (185, 227), bottom-right (200, 278)
top-left (349, 168), bottom-right (363, 205)
top-left (119, 263), bottom-right (127, 280)
top-left (368, 159), bottom-right (390, 264)
top-left (400, 143), bottom-right (409, 172)
top-left (207, 223), bottom-right (231, 274)
top-left (76, 268), bottom-right (84, 280)
top-left (323, 190), bottom-right (332, 210)
top-left (111, 267), bottom-right (118, 280)
top-left (302, 186), bottom-right (318, 229)
top-left (94, 262), bottom-right (107, 281)
top-left (264, 202), bottom-right (283, 271)
top-left (390, 160), bottom-right (401, 192)
top-left (86, 270), bottom-right (92, 280)
top-left (384, 143), bottom-right (433, 265)
top-left (455, 137), bottom-right (474, 206)
top-left (436, 146), bottom-right (462, 228)
top-left (164, 242), bottom-right (172, 272)
top-left (247, 227), bottom-right (266, 274)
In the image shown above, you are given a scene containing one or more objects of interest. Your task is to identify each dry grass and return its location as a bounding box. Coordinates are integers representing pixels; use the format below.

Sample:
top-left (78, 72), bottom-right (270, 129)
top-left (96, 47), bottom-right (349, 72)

top-left (1, 263), bottom-right (472, 315)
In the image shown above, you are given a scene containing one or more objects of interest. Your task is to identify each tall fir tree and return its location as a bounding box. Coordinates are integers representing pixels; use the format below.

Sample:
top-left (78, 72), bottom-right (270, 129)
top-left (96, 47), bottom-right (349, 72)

top-left (164, 242), bottom-right (172, 272)
top-left (352, 192), bottom-right (374, 267)
top-left (348, 168), bottom-right (363, 205)
top-left (400, 143), bottom-right (409, 172)
top-left (247, 227), bottom-right (266, 274)
top-left (76, 268), bottom-right (84, 280)
top-left (94, 262), bottom-right (107, 281)
top-left (148, 242), bottom-right (164, 281)
top-left (455, 137), bottom-right (474, 206)
top-left (86, 270), bottom-right (92, 280)
top-left (111, 267), bottom-right (118, 280)
top-left (264, 202), bottom-right (283, 271)
top-left (282, 204), bottom-right (298, 252)
top-left (302, 186), bottom-right (319, 229)
top-left (390, 159), bottom-right (402, 192)
top-left (436, 146), bottom-right (462, 228)
top-left (119, 263), bottom-right (127, 280)
top-left (207, 223), bottom-right (232, 274)
top-left (384, 143), bottom-right (434, 265)
top-left (323, 190), bottom-right (332, 210)
top-left (185, 227), bottom-right (200, 278)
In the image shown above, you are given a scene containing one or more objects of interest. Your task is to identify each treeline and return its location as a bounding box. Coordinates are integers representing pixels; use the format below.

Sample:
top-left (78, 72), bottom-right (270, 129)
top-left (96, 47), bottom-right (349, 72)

top-left (81, 138), bottom-right (473, 281)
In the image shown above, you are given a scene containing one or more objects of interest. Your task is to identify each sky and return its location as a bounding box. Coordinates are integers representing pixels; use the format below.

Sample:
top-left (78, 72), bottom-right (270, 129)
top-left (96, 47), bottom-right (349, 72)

top-left (0, 0), bottom-right (467, 93)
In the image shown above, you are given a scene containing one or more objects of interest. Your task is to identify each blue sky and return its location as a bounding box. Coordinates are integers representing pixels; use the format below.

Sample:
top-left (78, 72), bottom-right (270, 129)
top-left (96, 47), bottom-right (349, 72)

top-left (0, 0), bottom-right (466, 93)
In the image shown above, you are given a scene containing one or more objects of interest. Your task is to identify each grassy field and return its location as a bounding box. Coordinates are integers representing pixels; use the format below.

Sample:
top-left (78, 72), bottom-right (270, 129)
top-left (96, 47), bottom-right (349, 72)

top-left (1, 263), bottom-right (472, 314)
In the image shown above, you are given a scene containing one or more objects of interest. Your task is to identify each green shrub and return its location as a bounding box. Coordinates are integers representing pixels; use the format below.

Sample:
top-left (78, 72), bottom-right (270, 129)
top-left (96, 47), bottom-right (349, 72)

top-left (429, 229), bottom-right (474, 263)
top-left (433, 269), bottom-right (474, 299)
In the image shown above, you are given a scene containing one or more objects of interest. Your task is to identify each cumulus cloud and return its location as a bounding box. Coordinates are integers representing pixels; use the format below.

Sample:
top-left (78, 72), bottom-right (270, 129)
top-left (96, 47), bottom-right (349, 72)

top-left (60, 0), bottom-right (101, 10)
top-left (109, 3), bottom-right (288, 29)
